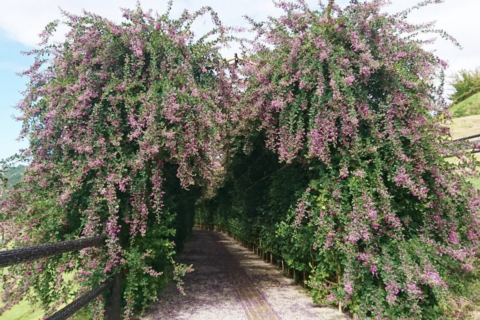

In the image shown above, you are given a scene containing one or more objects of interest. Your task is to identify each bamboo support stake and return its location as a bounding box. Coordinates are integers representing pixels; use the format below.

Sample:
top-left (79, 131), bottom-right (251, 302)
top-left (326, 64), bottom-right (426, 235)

top-left (324, 279), bottom-right (337, 286)
top-left (338, 274), bottom-right (342, 312)
top-left (225, 55), bottom-right (258, 67)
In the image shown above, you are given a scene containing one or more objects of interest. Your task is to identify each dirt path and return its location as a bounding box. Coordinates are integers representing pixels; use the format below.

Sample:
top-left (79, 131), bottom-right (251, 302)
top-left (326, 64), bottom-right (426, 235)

top-left (142, 230), bottom-right (347, 320)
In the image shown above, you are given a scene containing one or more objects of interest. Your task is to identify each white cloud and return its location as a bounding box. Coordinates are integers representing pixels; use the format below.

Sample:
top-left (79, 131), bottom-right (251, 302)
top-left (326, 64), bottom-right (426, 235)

top-left (380, 0), bottom-right (480, 95)
top-left (0, 0), bottom-right (310, 47)
top-left (0, 0), bottom-right (478, 92)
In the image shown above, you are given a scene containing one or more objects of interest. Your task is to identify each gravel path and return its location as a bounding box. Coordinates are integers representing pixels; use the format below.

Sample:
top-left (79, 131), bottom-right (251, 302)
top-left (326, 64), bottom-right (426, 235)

top-left (142, 230), bottom-right (347, 320)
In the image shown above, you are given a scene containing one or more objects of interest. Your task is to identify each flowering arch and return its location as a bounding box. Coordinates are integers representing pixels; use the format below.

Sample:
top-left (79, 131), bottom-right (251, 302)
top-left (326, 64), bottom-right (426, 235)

top-left (1, 1), bottom-right (479, 319)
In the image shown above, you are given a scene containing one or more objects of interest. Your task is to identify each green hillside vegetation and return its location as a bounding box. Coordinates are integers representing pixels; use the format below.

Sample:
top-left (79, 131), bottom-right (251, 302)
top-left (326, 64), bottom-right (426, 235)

top-left (0, 165), bottom-right (26, 202)
top-left (446, 114), bottom-right (480, 191)
top-left (449, 66), bottom-right (480, 103)
top-left (470, 178), bottom-right (480, 190)
top-left (450, 91), bottom-right (480, 118)
top-left (5, 165), bottom-right (25, 188)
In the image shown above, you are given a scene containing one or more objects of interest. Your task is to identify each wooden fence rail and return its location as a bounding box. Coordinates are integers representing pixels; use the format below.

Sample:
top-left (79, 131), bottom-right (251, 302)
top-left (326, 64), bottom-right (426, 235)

top-left (453, 132), bottom-right (480, 142)
top-left (444, 132), bottom-right (480, 158)
top-left (0, 235), bottom-right (107, 268)
top-left (0, 235), bottom-right (120, 320)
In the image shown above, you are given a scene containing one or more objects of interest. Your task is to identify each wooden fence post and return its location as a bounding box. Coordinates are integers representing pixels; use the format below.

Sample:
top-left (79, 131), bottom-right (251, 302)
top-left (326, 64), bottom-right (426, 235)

top-left (104, 274), bottom-right (121, 320)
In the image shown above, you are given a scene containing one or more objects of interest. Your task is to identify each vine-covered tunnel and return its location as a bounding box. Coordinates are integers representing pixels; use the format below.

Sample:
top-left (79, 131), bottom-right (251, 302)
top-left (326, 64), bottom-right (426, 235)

top-left (1, 0), bottom-right (480, 319)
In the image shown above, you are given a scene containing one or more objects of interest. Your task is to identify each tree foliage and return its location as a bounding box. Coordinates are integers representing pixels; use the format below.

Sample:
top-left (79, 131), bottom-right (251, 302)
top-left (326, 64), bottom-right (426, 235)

top-left (450, 67), bottom-right (480, 104)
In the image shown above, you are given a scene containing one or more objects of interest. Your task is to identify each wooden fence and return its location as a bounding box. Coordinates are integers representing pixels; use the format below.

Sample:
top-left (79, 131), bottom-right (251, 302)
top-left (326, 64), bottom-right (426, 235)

top-left (0, 235), bottom-right (120, 320)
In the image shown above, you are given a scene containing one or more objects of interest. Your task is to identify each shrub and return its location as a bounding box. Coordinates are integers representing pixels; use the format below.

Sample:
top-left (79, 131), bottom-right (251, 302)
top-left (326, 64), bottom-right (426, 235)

top-left (216, 0), bottom-right (480, 318)
top-left (0, 3), bottom-right (239, 318)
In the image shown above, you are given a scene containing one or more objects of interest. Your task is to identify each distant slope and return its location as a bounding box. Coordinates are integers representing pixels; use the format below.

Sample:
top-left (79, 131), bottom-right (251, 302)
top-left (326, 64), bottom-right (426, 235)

top-left (5, 165), bottom-right (25, 189)
top-left (446, 115), bottom-right (480, 164)
top-left (446, 115), bottom-right (480, 190)
top-left (0, 165), bottom-right (26, 201)
top-left (450, 91), bottom-right (480, 118)
top-left (447, 114), bottom-right (480, 140)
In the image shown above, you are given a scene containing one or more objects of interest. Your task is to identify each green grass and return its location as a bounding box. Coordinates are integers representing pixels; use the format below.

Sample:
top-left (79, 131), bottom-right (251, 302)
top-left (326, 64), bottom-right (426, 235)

top-left (469, 177), bottom-right (480, 190)
top-left (0, 300), bottom-right (44, 320)
top-left (0, 267), bottom-right (44, 320)
top-left (0, 271), bottom-right (84, 320)
top-left (450, 92), bottom-right (480, 118)
top-left (445, 113), bottom-right (480, 191)
top-left (0, 297), bottom-right (91, 320)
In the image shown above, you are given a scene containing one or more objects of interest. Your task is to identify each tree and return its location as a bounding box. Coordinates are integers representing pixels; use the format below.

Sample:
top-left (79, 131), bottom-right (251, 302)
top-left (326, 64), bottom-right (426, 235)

top-left (450, 67), bottom-right (480, 104)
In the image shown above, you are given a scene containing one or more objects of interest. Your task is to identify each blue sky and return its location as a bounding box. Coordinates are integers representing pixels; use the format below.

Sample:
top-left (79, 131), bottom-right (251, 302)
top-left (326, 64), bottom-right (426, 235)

top-left (0, 34), bottom-right (31, 160)
top-left (0, 0), bottom-right (479, 161)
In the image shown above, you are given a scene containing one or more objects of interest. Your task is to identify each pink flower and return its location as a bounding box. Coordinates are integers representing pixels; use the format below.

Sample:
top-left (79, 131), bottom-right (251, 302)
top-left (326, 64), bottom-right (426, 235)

top-left (344, 75), bottom-right (355, 86)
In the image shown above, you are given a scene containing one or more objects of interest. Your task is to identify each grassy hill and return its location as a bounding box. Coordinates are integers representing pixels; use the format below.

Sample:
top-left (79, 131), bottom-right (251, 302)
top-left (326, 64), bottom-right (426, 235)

top-left (0, 165), bottom-right (42, 320)
top-left (0, 272), bottom-right (88, 320)
top-left (446, 115), bottom-right (480, 190)
top-left (447, 114), bottom-right (480, 139)
top-left (450, 92), bottom-right (480, 118)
